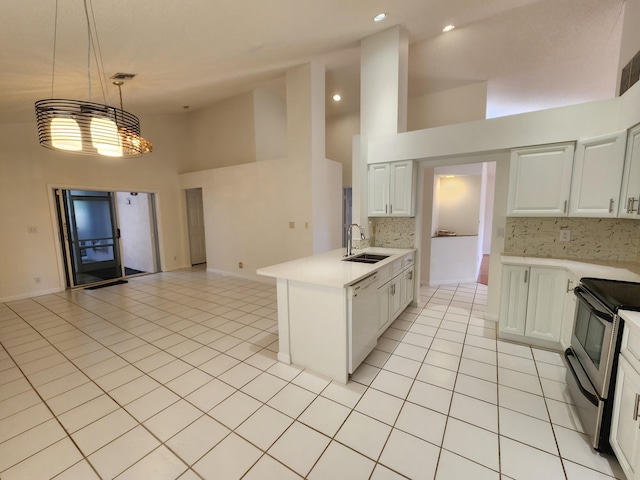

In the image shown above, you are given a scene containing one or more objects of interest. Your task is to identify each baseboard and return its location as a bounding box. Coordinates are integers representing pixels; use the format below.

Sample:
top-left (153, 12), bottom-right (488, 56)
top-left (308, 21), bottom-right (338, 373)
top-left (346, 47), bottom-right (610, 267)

top-left (0, 286), bottom-right (64, 303)
top-left (484, 312), bottom-right (499, 322)
top-left (428, 277), bottom-right (477, 286)
top-left (205, 268), bottom-right (275, 284)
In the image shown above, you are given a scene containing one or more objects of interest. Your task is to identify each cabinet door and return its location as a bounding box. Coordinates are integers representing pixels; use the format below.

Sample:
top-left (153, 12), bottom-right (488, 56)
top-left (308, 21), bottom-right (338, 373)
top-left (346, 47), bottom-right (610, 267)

top-left (390, 277), bottom-right (403, 322)
top-left (610, 356), bottom-right (640, 480)
top-left (499, 265), bottom-right (529, 336)
top-left (507, 143), bottom-right (574, 217)
top-left (368, 163), bottom-right (390, 216)
top-left (560, 273), bottom-right (578, 350)
top-left (619, 124), bottom-right (640, 219)
top-left (389, 160), bottom-right (415, 216)
top-left (525, 267), bottom-right (565, 343)
top-left (402, 267), bottom-right (414, 308)
top-left (378, 282), bottom-right (391, 335)
top-left (569, 131), bottom-right (626, 218)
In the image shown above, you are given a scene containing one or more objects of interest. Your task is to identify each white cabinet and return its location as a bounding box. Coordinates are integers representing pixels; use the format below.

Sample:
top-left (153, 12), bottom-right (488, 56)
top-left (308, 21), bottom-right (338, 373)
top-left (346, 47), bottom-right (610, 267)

top-left (569, 131), bottom-right (626, 218)
top-left (402, 266), bottom-right (414, 307)
top-left (619, 124), bottom-right (640, 219)
top-left (611, 318), bottom-right (640, 480)
top-left (560, 271), bottom-right (578, 350)
top-left (611, 356), bottom-right (640, 480)
top-left (377, 281), bottom-right (391, 334)
top-left (499, 265), bottom-right (565, 345)
top-left (377, 253), bottom-right (415, 336)
top-left (368, 160), bottom-right (415, 217)
top-left (507, 143), bottom-right (574, 217)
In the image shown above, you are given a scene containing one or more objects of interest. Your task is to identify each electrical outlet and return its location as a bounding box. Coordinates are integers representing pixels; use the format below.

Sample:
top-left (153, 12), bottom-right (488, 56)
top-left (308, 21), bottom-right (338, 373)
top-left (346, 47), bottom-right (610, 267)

top-left (559, 229), bottom-right (571, 242)
top-left (34, 277), bottom-right (41, 284)
top-left (27, 226), bottom-right (38, 234)
top-left (289, 221), bottom-right (295, 229)
top-left (496, 227), bottom-right (505, 238)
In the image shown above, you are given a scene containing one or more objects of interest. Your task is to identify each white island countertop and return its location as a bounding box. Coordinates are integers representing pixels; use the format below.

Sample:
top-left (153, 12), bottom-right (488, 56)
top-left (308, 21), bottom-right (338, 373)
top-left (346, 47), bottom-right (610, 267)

top-left (257, 247), bottom-right (415, 288)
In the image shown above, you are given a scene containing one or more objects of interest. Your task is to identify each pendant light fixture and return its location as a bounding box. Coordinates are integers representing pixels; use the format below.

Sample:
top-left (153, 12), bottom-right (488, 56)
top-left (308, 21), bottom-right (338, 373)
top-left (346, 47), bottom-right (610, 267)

top-left (35, 0), bottom-right (152, 157)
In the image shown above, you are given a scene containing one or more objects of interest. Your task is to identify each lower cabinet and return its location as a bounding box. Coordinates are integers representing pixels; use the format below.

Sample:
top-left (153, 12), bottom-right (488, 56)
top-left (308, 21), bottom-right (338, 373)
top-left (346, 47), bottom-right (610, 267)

top-left (499, 265), bottom-right (565, 344)
top-left (377, 261), bottom-right (415, 336)
top-left (611, 356), bottom-right (640, 480)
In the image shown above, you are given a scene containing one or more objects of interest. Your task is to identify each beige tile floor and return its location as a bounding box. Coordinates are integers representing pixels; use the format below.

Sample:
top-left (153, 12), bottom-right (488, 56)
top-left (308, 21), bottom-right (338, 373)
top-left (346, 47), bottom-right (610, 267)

top-left (0, 268), bottom-right (626, 479)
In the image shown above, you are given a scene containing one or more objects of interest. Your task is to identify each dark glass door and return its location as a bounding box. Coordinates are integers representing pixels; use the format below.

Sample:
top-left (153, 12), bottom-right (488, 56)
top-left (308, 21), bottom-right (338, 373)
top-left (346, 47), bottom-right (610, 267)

top-left (56, 189), bottom-right (123, 286)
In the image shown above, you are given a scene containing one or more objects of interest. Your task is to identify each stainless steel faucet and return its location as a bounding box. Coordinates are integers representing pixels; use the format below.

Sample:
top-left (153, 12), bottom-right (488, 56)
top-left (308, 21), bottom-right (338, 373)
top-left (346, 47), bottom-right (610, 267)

top-left (346, 223), bottom-right (365, 256)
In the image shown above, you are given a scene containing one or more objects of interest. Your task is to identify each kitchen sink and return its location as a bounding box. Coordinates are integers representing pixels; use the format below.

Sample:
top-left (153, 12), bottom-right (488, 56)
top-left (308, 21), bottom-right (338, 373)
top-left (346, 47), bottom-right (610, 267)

top-left (342, 253), bottom-right (390, 264)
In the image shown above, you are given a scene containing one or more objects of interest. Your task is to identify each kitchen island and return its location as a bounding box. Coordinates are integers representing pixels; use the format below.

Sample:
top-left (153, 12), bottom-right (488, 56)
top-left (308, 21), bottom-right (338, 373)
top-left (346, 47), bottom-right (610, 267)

top-left (257, 247), bottom-right (415, 383)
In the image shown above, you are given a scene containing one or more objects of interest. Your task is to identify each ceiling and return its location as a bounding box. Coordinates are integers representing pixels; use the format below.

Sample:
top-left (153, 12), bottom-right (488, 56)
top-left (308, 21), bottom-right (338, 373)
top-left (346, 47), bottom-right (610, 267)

top-left (0, 0), bottom-right (626, 124)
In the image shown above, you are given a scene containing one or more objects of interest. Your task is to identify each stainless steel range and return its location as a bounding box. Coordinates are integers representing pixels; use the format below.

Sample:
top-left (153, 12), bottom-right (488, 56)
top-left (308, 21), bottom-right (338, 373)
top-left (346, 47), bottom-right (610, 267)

top-left (565, 277), bottom-right (640, 452)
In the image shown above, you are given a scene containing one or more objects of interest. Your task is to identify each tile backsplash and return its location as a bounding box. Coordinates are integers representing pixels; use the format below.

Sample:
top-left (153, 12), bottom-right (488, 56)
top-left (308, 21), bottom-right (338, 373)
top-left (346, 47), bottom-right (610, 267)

top-left (369, 217), bottom-right (416, 249)
top-left (505, 217), bottom-right (640, 262)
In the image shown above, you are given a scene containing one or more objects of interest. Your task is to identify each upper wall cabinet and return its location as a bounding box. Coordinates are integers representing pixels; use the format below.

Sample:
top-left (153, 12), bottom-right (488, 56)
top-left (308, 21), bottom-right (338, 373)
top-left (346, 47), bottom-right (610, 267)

top-left (569, 131), bottom-right (626, 218)
top-left (619, 124), bottom-right (640, 219)
top-left (507, 143), bottom-right (574, 217)
top-left (368, 160), bottom-right (416, 217)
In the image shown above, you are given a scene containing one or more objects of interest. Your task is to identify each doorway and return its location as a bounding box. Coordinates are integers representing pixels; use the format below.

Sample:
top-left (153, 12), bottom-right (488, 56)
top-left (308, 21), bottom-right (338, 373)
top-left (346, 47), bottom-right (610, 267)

top-left (186, 188), bottom-right (206, 266)
top-left (420, 160), bottom-right (496, 287)
top-left (54, 188), bottom-right (160, 288)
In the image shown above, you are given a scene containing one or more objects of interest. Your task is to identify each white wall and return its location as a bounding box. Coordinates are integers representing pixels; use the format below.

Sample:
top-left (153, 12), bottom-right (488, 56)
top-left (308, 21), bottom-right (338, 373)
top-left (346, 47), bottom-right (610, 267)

top-left (0, 114), bottom-right (190, 302)
top-left (618, 0), bottom-right (640, 90)
top-left (185, 92), bottom-right (256, 173)
top-left (434, 175), bottom-right (482, 236)
top-left (482, 162), bottom-right (496, 255)
top-left (116, 192), bottom-right (156, 273)
top-left (254, 89), bottom-right (287, 162)
top-left (179, 62), bottom-right (342, 280)
top-left (326, 112), bottom-right (359, 187)
top-left (408, 82), bottom-right (488, 131)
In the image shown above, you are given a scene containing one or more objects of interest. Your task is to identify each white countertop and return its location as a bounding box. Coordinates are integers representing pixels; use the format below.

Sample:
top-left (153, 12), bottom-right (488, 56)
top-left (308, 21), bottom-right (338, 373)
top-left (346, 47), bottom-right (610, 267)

top-left (501, 255), bottom-right (640, 282)
top-left (257, 247), bottom-right (415, 288)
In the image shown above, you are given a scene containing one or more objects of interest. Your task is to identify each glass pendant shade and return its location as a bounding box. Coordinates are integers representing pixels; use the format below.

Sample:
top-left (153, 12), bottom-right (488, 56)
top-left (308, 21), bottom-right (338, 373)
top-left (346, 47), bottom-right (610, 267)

top-left (50, 117), bottom-right (82, 151)
top-left (90, 117), bottom-right (122, 157)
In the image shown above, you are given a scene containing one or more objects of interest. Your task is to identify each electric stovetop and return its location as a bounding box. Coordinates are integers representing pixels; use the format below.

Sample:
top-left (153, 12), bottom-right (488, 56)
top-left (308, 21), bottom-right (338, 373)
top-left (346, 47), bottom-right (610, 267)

top-left (581, 277), bottom-right (640, 313)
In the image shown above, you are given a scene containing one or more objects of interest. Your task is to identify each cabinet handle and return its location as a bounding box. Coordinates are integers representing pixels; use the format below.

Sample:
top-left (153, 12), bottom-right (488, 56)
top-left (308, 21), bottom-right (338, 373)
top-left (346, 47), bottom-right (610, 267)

top-left (563, 200), bottom-right (567, 214)
top-left (634, 394), bottom-right (640, 421)
top-left (390, 204), bottom-right (393, 214)
top-left (408, 271), bottom-right (413, 280)
top-left (385, 204), bottom-right (388, 214)
top-left (609, 198), bottom-right (614, 213)
top-left (628, 197), bottom-right (634, 214)
top-left (634, 197), bottom-right (639, 215)
top-left (524, 270), bottom-right (528, 284)
top-left (566, 279), bottom-right (573, 293)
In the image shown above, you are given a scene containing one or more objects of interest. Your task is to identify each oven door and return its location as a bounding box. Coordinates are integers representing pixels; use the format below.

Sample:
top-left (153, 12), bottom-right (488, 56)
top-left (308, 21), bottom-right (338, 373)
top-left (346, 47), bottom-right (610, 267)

top-left (571, 286), bottom-right (618, 398)
top-left (564, 348), bottom-right (606, 450)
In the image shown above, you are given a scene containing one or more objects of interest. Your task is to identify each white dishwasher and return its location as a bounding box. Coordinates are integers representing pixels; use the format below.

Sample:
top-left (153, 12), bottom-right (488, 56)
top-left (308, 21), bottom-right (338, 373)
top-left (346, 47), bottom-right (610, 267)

top-left (348, 272), bottom-right (379, 374)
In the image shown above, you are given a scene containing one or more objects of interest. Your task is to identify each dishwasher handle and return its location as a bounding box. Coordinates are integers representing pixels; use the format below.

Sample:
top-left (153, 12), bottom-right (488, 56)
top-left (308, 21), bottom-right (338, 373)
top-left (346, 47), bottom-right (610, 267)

top-left (350, 274), bottom-right (378, 297)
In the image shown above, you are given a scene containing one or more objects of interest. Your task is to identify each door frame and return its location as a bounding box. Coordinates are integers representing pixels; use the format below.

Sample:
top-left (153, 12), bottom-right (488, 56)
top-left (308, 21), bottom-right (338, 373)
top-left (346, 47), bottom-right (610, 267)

top-left (48, 184), bottom-right (163, 290)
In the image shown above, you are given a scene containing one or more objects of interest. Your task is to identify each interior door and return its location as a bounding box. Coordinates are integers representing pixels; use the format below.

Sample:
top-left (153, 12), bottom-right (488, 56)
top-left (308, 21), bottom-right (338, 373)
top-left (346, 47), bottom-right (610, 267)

top-left (56, 189), bottom-right (123, 286)
top-left (186, 188), bottom-right (206, 265)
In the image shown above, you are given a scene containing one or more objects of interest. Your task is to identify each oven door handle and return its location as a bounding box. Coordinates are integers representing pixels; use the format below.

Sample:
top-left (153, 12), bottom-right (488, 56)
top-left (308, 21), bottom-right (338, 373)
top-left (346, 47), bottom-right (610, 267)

top-left (564, 348), bottom-right (599, 407)
top-left (574, 287), bottom-right (614, 323)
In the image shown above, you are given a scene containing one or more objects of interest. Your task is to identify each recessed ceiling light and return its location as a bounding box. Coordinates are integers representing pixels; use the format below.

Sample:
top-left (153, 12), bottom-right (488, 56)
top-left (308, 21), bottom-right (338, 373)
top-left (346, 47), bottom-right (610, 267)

top-left (332, 94), bottom-right (341, 102)
top-left (443, 25), bottom-right (455, 32)
top-left (373, 12), bottom-right (388, 22)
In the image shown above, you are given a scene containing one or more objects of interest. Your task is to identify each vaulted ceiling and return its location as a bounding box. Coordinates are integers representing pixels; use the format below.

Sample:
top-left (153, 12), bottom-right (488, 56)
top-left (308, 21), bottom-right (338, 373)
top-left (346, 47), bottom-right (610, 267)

top-left (0, 0), bottom-right (625, 124)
